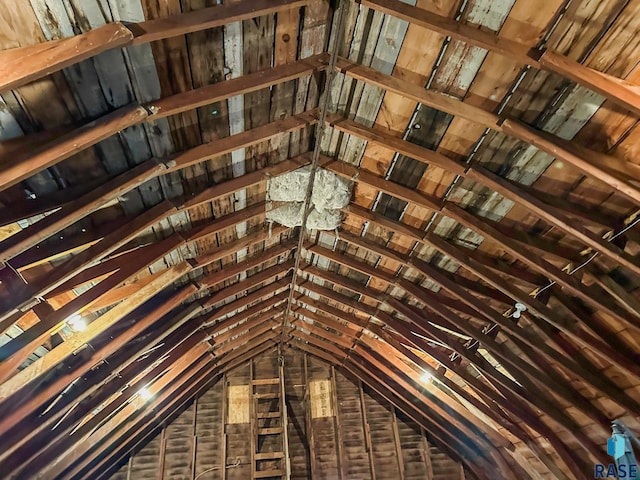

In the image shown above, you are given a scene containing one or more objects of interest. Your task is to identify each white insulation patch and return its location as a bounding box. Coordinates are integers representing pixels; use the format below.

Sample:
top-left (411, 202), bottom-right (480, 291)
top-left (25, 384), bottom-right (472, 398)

top-left (266, 167), bottom-right (351, 230)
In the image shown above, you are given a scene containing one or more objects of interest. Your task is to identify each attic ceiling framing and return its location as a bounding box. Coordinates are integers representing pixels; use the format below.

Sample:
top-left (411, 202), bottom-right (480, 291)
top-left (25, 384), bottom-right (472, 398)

top-left (0, 0), bottom-right (639, 479)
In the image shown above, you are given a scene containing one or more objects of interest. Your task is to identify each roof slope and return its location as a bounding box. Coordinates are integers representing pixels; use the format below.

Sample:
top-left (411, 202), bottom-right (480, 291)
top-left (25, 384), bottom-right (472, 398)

top-left (0, 0), bottom-right (639, 479)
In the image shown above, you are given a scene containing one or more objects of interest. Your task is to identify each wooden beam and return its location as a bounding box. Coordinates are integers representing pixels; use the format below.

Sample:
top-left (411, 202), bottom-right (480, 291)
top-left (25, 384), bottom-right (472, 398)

top-left (538, 49), bottom-right (640, 117)
top-left (128, 0), bottom-right (308, 45)
top-left (0, 234), bottom-right (183, 377)
top-left (167, 109), bottom-right (319, 173)
top-left (198, 241), bottom-right (296, 288)
top-left (41, 345), bottom-right (212, 479)
top-left (0, 160), bottom-right (166, 263)
top-left (0, 201), bottom-right (175, 322)
top-left (324, 230), bottom-right (640, 411)
top-left (0, 287), bottom-right (201, 461)
top-left (296, 268), bottom-right (608, 466)
top-left (332, 115), bottom-right (631, 271)
top-left (202, 262), bottom-right (293, 309)
top-left (303, 259), bottom-right (618, 431)
top-left (180, 155), bottom-right (311, 211)
top-left (375, 324), bottom-right (588, 479)
top-left (356, 0), bottom-right (536, 67)
top-left (359, 0), bottom-right (640, 116)
top-left (147, 54), bottom-right (327, 119)
top-left (204, 284), bottom-right (291, 331)
top-left (1, 65), bottom-right (321, 194)
top-left (0, 23), bottom-right (134, 92)
top-left (0, 106), bottom-right (148, 192)
top-left (324, 159), bottom-right (443, 212)
top-left (336, 56), bottom-right (640, 207)
top-left (499, 120), bottom-right (640, 207)
top-left (14, 328), bottom-right (206, 477)
top-left (0, 0), bottom-right (309, 92)
top-left (344, 202), bottom-right (640, 380)
top-left (444, 203), bottom-right (640, 333)
top-left (0, 261), bottom-right (191, 402)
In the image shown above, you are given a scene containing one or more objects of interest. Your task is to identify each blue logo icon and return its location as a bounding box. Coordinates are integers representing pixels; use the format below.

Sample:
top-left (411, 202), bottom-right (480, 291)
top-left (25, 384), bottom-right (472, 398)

top-left (595, 429), bottom-right (638, 479)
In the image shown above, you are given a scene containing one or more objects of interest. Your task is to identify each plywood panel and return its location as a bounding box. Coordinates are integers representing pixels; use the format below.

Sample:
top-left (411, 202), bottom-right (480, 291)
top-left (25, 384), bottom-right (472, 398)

top-left (310, 379), bottom-right (334, 418)
top-left (227, 385), bottom-right (250, 424)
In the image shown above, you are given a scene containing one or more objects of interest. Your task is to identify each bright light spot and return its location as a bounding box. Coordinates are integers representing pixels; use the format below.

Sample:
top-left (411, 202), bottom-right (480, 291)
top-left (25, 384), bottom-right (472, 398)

top-left (138, 387), bottom-right (153, 402)
top-left (67, 314), bottom-right (86, 332)
top-left (420, 371), bottom-right (433, 384)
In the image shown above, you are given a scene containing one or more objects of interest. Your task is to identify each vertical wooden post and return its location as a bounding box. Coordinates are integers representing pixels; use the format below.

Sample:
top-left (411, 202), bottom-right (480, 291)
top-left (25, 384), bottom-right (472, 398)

top-left (330, 366), bottom-right (346, 480)
top-left (158, 426), bottom-right (167, 480)
top-left (390, 406), bottom-right (405, 480)
top-left (358, 381), bottom-right (377, 480)
top-left (250, 359), bottom-right (256, 477)
top-left (126, 455), bottom-right (134, 480)
top-left (280, 349), bottom-right (291, 480)
top-left (190, 397), bottom-right (198, 480)
top-left (303, 354), bottom-right (318, 479)
top-left (421, 428), bottom-right (433, 480)
top-left (221, 374), bottom-right (228, 480)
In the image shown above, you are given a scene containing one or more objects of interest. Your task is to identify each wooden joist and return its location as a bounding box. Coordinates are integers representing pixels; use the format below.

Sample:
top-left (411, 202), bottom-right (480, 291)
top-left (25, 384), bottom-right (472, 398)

top-left (359, 0), bottom-right (640, 116)
top-left (0, 66), bottom-right (322, 193)
top-left (343, 203), bottom-right (640, 380)
top-left (0, 261), bottom-right (191, 402)
top-left (40, 344), bottom-right (212, 480)
top-left (0, 287), bottom-right (201, 459)
top-left (335, 57), bottom-right (640, 207)
top-left (0, 106), bottom-right (148, 192)
top-left (332, 116), bottom-right (639, 277)
top-left (0, 0), bottom-right (309, 92)
top-left (295, 280), bottom-right (607, 466)
top-left (302, 258), bottom-right (627, 429)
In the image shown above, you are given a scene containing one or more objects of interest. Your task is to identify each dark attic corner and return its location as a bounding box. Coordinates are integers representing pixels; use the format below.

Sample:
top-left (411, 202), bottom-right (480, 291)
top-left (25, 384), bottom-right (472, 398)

top-left (0, 0), bottom-right (639, 478)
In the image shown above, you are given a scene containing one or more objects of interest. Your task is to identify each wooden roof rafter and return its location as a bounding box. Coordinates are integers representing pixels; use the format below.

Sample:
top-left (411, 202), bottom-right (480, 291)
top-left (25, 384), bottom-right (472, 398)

top-left (289, 283), bottom-right (599, 477)
top-left (358, 0), bottom-right (640, 116)
top-left (296, 262), bottom-right (613, 457)
top-left (0, 0), bottom-right (310, 93)
top-left (1, 1), bottom-right (640, 478)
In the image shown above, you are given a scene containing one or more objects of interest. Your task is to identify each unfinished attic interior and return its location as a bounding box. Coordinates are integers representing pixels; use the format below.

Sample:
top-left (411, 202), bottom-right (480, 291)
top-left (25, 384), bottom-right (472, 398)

top-left (3, 0), bottom-right (640, 478)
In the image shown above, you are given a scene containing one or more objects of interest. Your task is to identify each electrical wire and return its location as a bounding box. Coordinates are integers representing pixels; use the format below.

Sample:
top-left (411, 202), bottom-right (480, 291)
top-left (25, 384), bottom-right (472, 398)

top-left (533, 215), bottom-right (640, 299)
top-left (193, 457), bottom-right (242, 480)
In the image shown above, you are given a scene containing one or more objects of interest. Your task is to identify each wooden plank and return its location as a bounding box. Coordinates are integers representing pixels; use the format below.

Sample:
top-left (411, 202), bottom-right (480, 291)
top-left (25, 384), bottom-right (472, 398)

top-left (361, 0), bottom-right (640, 116)
top-left (0, 23), bottom-right (133, 92)
top-left (0, 261), bottom-right (191, 402)
top-left (228, 385), bottom-right (251, 424)
top-left (0, 0), bottom-right (309, 92)
top-left (539, 49), bottom-right (640, 117)
top-left (147, 54), bottom-right (327, 119)
top-left (129, 0), bottom-right (308, 45)
top-left (0, 106), bottom-right (147, 192)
